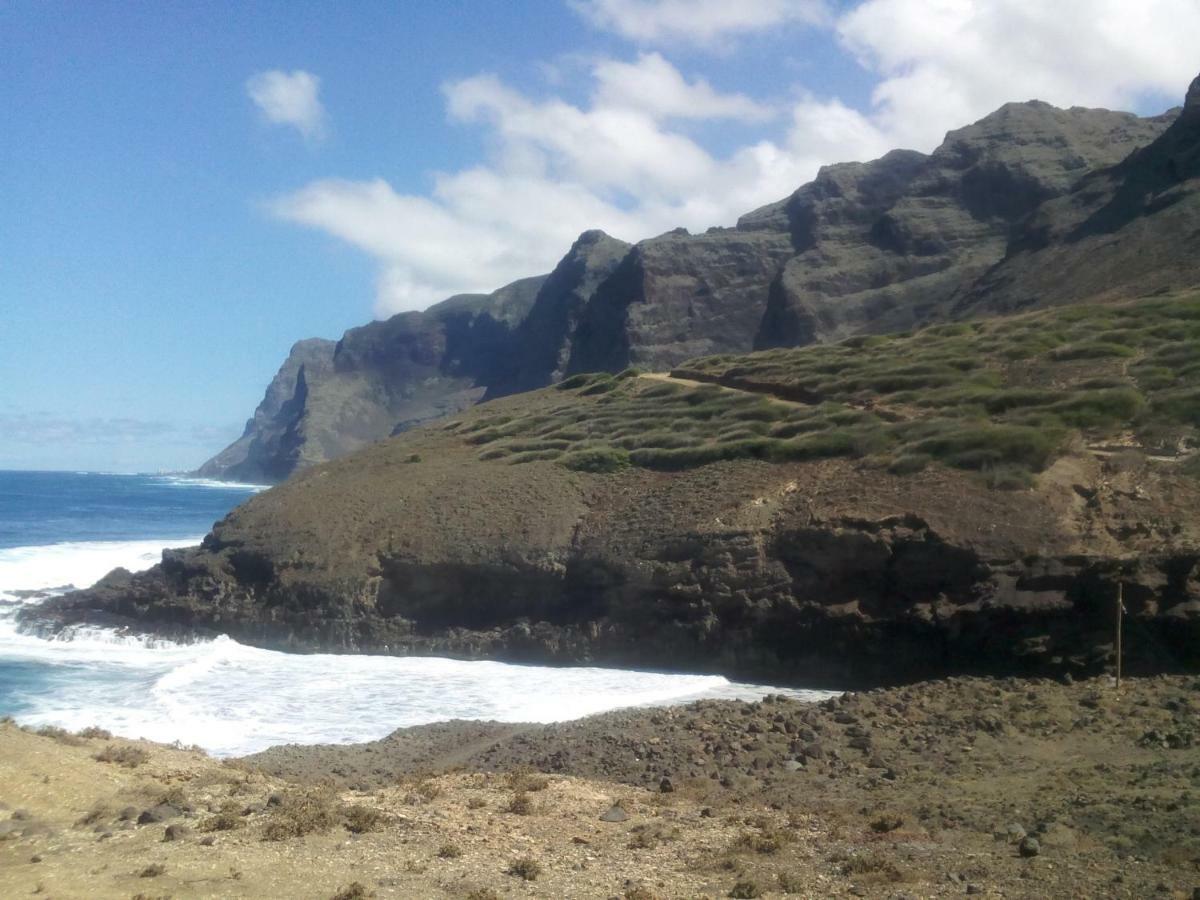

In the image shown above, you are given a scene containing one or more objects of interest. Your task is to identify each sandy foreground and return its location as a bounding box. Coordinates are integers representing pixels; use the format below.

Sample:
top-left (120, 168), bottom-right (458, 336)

top-left (1, 675), bottom-right (1198, 899)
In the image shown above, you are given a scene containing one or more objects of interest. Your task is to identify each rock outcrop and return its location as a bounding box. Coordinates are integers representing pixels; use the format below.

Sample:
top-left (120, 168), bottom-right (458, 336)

top-left (34, 382), bottom-right (1200, 686)
top-left (957, 84), bottom-right (1200, 314)
top-left (199, 95), bottom-right (1183, 482)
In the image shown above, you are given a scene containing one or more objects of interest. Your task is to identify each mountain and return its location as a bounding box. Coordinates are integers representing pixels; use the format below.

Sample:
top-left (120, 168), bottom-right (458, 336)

top-left (956, 73), bottom-right (1200, 314)
top-left (33, 75), bottom-right (1200, 686)
top-left (199, 98), bottom-right (1176, 482)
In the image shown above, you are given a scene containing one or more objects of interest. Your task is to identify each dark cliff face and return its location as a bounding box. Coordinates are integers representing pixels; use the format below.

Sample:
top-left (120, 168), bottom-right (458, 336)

top-left (199, 90), bottom-right (1190, 483)
top-left (196, 338), bottom-right (336, 483)
top-left (484, 230), bottom-right (631, 398)
top-left (756, 103), bottom-right (1175, 346)
top-left (957, 93), bottom-right (1200, 315)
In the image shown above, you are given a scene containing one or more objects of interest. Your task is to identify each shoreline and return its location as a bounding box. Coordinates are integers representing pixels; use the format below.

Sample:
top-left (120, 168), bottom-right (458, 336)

top-left (3, 673), bottom-right (1198, 898)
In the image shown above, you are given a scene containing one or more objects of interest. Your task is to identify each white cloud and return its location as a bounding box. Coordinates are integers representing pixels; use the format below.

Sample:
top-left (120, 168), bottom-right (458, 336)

top-left (246, 69), bottom-right (327, 140)
top-left (592, 53), bottom-right (774, 121)
top-left (572, 0), bottom-right (829, 46)
top-left (267, 3), bottom-right (1198, 318)
top-left (272, 56), bottom-right (844, 316)
top-left (837, 0), bottom-right (1200, 150)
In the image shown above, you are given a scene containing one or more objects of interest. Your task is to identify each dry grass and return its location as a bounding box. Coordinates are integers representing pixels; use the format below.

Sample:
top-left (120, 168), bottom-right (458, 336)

top-left (93, 744), bottom-right (150, 768)
top-left (261, 786), bottom-right (341, 841)
top-left (506, 855), bottom-right (542, 881)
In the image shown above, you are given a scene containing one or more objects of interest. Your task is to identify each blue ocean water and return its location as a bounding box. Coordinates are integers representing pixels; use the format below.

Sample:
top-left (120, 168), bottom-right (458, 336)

top-left (0, 470), bottom-right (261, 551)
top-left (0, 470), bottom-right (832, 755)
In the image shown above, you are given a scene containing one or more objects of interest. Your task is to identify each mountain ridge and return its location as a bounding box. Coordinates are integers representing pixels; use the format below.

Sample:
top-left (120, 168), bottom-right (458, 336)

top-left (200, 95), bottom-right (1187, 483)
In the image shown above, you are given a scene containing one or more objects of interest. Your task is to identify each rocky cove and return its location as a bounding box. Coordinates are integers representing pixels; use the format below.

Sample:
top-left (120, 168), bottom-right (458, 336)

top-left (26, 384), bottom-right (1200, 687)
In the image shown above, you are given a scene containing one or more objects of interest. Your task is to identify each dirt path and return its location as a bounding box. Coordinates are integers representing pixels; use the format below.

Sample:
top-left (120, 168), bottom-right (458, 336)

top-left (638, 371), bottom-right (810, 408)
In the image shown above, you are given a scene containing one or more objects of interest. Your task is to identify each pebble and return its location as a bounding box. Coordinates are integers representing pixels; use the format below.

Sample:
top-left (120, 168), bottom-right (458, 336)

top-left (1019, 836), bottom-right (1041, 858)
top-left (599, 805), bottom-right (628, 823)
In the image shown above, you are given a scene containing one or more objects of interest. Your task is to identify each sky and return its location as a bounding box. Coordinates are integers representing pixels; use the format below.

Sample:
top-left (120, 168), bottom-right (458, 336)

top-left (1, 1), bottom-right (1197, 473)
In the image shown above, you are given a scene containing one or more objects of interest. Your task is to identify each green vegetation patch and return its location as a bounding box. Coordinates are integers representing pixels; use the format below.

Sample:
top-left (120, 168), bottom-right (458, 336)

top-left (457, 293), bottom-right (1200, 485)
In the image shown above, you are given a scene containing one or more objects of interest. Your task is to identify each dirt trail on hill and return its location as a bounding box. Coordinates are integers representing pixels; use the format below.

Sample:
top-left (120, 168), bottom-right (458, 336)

top-left (639, 371), bottom-right (808, 408)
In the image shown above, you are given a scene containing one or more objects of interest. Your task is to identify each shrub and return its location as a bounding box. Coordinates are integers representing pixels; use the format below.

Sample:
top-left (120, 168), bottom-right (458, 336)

top-left (437, 842), bottom-right (462, 859)
top-left (733, 827), bottom-right (790, 854)
top-left (840, 854), bottom-right (904, 881)
top-left (1051, 341), bottom-right (1137, 360)
top-left (507, 856), bottom-right (542, 880)
top-left (507, 769), bottom-right (549, 793)
top-left (94, 745), bottom-right (149, 768)
top-left (261, 787), bottom-right (341, 841)
top-left (505, 793), bottom-right (534, 815)
top-left (331, 883), bottom-right (373, 900)
top-left (729, 880), bottom-right (762, 898)
top-left (558, 372), bottom-right (605, 391)
top-left (888, 453), bottom-right (931, 475)
top-left (200, 801), bottom-right (243, 832)
top-left (560, 447), bottom-right (630, 473)
top-left (343, 804), bottom-right (384, 834)
top-left (1047, 389), bottom-right (1145, 428)
top-left (138, 863), bottom-right (166, 878)
top-left (912, 423), bottom-right (1062, 472)
top-left (36, 725), bottom-right (84, 746)
top-left (1154, 389), bottom-right (1200, 426)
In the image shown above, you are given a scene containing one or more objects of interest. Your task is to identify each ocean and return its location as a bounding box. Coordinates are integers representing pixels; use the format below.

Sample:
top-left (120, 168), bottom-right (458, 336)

top-left (0, 470), bottom-right (832, 756)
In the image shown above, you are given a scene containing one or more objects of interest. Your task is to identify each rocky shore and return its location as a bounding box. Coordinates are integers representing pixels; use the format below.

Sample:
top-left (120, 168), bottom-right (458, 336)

top-left (3, 674), bottom-right (1198, 898)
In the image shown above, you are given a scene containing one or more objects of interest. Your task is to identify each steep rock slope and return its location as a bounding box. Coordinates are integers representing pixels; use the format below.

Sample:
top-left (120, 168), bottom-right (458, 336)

top-left (197, 337), bottom-right (336, 482)
top-left (200, 94), bottom-right (1182, 482)
top-left (36, 292), bottom-right (1200, 685)
top-left (752, 103), bottom-right (1180, 345)
top-left (958, 75), bottom-right (1200, 313)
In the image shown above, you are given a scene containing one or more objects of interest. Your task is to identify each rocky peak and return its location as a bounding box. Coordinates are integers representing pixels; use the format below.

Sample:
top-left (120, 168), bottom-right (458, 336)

top-left (1185, 72), bottom-right (1200, 118)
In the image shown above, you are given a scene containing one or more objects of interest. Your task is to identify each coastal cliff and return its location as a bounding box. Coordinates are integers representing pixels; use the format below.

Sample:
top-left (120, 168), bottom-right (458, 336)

top-left (199, 98), bottom-right (1178, 482)
top-left (34, 290), bottom-right (1200, 685)
top-left (38, 75), bottom-right (1200, 686)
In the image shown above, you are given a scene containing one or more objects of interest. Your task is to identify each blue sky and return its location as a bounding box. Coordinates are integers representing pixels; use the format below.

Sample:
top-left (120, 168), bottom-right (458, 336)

top-left (2, 1), bottom-right (1196, 472)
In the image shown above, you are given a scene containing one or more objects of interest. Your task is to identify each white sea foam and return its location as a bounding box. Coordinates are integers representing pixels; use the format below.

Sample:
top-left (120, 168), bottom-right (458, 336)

top-left (151, 475), bottom-right (268, 492)
top-left (0, 536), bottom-right (206, 603)
top-left (0, 536), bottom-right (835, 757)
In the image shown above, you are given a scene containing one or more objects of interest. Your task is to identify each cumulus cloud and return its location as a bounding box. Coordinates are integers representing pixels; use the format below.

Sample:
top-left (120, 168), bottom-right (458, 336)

top-left (592, 53), bottom-right (774, 121)
top-left (836, 0), bottom-right (1200, 151)
top-left (267, 3), bottom-right (1197, 317)
top-left (272, 56), bottom-right (833, 315)
top-left (246, 69), bottom-right (327, 140)
top-left (571, 0), bottom-right (829, 46)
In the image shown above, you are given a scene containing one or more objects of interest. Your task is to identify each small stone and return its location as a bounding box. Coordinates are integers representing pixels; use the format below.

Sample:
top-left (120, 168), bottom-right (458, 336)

top-left (199, 835), bottom-right (215, 847)
top-left (163, 824), bottom-right (190, 842)
top-left (1019, 836), bottom-right (1041, 858)
top-left (137, 803), bottom-right (182, 825)
top-left (600, 804), bottom-right (629, 823)
top-left (966, 884), bottom-right (982, 895)
top-left (999, 823), bottom-right (1026, 843)
top-left (699, 807), bottom-right (713, 818)
top-left (659, 777), bottom-right (674, 793)
top-left (29, 855), bottom-right (42, 864)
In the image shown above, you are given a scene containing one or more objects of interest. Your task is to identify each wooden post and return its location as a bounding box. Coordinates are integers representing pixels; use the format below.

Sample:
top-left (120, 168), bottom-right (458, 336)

top-left (1115, 581), bottom-right (1123, 692)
